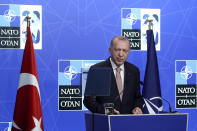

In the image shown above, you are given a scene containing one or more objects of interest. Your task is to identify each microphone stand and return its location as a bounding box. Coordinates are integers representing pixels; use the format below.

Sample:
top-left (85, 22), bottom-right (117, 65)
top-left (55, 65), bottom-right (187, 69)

top-left (161, 97), bottom-right (172, 113)
top-left (161, 97), bottom-right (178, 113)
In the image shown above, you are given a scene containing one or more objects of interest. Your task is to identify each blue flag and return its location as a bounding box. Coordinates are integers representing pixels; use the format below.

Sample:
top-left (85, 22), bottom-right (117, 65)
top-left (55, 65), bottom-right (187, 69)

top-left (142, 30), bottom-right (162, 114)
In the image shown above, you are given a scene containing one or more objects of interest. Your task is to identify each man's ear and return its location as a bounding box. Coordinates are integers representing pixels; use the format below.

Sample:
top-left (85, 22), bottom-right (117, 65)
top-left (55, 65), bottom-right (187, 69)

top-left (109, 47), bottom-right (111, 54)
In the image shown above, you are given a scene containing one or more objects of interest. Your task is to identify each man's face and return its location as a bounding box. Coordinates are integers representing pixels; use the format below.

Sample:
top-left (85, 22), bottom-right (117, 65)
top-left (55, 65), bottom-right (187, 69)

top-left (109, 39), bottom-right (130, 67)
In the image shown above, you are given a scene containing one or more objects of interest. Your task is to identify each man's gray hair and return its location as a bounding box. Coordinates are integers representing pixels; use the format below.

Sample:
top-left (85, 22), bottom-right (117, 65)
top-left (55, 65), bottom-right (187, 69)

top-left (110, 36), bottom-right (129, 47)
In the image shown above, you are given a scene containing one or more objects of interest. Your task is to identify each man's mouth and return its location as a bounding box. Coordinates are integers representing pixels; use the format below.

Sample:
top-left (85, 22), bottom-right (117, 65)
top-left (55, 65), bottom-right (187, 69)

top-left (117, 58), bottom-right (123, 62)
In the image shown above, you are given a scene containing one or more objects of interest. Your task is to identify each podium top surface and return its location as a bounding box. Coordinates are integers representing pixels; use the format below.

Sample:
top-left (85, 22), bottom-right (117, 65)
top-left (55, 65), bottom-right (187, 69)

top-left (87, 112), bottom-right (188, 117)
top-left (85, 113), bottom-right (188, 131)
top-left (108, 112), bottom-right (188, 117)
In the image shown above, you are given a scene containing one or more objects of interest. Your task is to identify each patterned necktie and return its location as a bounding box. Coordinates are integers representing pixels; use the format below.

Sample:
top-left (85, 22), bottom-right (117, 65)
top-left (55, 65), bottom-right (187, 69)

top-left (116, 67), bottom-right (123, 101)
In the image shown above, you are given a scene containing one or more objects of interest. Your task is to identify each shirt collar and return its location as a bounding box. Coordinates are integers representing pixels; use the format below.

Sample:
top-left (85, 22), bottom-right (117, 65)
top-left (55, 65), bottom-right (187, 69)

top-left (110, 58), bottom-right (124, 71)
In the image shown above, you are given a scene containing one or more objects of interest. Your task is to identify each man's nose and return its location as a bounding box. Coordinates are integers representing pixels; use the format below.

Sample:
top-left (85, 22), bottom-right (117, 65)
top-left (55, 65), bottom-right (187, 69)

top-left (119, 50), bottom-right (123, 57)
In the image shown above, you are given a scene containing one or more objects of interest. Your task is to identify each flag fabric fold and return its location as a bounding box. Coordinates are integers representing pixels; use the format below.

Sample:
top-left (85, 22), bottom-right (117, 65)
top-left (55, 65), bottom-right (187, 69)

top-left (12, 25), bottom-right (44, 131)
top-left (142, 30), bottom-right (162, 114)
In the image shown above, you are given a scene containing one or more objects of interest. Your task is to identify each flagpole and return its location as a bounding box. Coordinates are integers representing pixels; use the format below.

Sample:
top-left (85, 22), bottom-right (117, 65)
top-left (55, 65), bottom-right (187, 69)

top-left (26, 16), bottom-right (31, 27)
top-left (148, 19), bottom-right (153, 30)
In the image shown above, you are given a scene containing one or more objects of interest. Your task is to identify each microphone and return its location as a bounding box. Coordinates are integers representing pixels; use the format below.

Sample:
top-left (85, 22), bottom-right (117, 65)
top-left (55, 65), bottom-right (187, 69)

top-left (104, 90), bottom-right (124, 115)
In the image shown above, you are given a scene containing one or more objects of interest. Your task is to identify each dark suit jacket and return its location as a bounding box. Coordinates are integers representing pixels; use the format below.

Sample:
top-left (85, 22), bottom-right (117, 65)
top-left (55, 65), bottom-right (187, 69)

top-left (83, 58), bottom-right (144, 114)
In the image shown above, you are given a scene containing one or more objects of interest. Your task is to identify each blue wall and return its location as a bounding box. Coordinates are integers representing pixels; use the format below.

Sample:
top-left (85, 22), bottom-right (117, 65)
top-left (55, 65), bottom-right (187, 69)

top-left (0, 0), bottom-right (197, 130)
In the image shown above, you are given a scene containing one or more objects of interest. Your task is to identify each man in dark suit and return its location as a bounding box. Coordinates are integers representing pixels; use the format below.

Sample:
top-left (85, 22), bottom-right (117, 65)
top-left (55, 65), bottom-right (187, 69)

top-left (83, 36), bottom-right (144, 114)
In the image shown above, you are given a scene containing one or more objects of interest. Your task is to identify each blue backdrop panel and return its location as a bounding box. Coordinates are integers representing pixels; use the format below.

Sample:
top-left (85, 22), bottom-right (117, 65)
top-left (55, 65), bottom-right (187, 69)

top-left (0, 0), bottom-right (197, 130)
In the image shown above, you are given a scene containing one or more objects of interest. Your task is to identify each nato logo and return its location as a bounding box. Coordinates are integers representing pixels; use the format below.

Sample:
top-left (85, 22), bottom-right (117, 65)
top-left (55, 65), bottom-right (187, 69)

top-left (180, 65), bottom-right (193, 80)
top-left (58, 60), bottom-right (102, 111)
top-left (121, 8), bottom-right (160, 51)
top-left (125, 12), bottom-right (137, 26)
top-left (175, 60), bottom-right (197, 108)
top-left (0, 4), bottom-right (42, 49)
top-left (64, 66), bottom-right (78, 80)
top-left (143, 97), bottom-right (163, 114)
top-left (4, 9), bottom-right (16, 23)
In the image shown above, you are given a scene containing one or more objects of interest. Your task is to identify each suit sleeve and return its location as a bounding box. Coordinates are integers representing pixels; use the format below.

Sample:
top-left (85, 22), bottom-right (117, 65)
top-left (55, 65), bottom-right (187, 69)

top-left (133, 68), bottom-right (144, 110)
top-left (83, 96), bottom-right (105, 114)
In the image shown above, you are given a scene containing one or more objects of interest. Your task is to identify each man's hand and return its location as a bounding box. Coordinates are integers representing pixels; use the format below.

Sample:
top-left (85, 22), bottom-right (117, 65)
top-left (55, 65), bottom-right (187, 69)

top-left (114, 109), bottom-right (120, 114)
top-left (132, 107), bottom-right (142, 114)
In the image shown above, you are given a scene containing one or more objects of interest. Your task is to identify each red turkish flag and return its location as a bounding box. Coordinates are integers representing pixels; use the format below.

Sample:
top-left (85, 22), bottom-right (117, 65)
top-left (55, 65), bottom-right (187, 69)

top-left (12, 26), bottom-right (44, 131)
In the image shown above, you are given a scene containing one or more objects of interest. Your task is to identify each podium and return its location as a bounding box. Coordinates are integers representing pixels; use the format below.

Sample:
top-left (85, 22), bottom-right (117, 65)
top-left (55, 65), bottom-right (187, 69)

top-left (85, 113), bottom-right (188, 131)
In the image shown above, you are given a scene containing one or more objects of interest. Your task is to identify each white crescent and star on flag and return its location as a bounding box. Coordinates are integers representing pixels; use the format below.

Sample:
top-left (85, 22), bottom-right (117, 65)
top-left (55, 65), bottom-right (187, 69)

top-left (12, 73), bottom-right (43, 131)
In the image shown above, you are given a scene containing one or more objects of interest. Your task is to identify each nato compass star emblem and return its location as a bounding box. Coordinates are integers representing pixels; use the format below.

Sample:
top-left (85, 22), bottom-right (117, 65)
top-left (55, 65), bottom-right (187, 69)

top-left (3, 9), bottom-right (16, 22)
top-left (180, 65), bottom-right (193, 80)
top-left (126, 13), bottom-right (137, 25)
top-left (64, 66), bottom-right (78, 80)
top-left (143, 97), bottom-right (163, 114)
